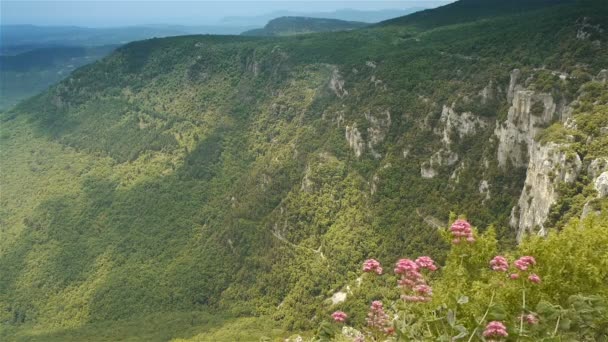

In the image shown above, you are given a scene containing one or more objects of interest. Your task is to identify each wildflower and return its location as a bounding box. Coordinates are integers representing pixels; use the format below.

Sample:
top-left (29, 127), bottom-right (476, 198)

top-left (367, 301), bottom-right (390, 332)
top-left (363, 259), bottom-right (383, 275)
top-left (415, 256), bottom-right (438, 271)
top-left (483, 321), bottom-right (508, 340)
top-left (509, 273), bottom-right (519, 280)
top-left (450, 219), bottom-right (475, 244)
top-left (396, 257), bottom-right (434, 302)
top-left (523, 313), bottom-right (539, 325)
top-left (490, 256), bottom-right (509, 272)
top-left (331, 311), bottom-right (347, 323)
top-left (413, 284), bottom-right (433, 296)
top-left (394, 258), bottom-right (420, 275)
top-left (514, 256), bottom-right (536, 271)
top-left (528, 273), bottom-right (541, 284)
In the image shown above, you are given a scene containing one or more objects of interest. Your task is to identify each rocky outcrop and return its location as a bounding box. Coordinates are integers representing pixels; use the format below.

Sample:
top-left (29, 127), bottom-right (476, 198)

top-left (439, 105), bottom-right (487, 145)
top-left (345, 125), bottom-right (364, 158)
top-left (511, 142), bottom-right (582, 242)
top-left (595, 172), bottom-right (608, 198)
top-left (365, 110), bottom-right (391, 159)
top-left (345, 110), bottom-right (391, 159)
top-left (421, 104), bottom-right (485, 178)
top-left (329, 69), bottom-right (348, 98)
top-left (496, 73), bottom-right (562, 168)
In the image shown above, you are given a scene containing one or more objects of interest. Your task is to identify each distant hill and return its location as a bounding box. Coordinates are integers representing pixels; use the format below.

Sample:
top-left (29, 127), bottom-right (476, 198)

top-left (241, 16), bottom-right (367, 36)
top-left (221, 7), bottom-right (435, 26)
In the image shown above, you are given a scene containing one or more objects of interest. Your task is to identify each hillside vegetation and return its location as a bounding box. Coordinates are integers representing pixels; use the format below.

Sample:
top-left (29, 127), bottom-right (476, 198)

top-left (1, 0), bottom-right (607, 340)
top-left (241, 17), bottom-right (367, 37)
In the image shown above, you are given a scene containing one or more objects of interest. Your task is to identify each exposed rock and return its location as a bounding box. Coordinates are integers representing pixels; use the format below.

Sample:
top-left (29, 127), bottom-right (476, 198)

top-left (365, 110), bottom-right (391, 159)
top-left (301, 166), bottom-right (313, 192)
top-left (421, 149), bottom-right (459, 179)
top-left (496, 77), bottom-right (564, 169)
top-left (421, 162), bottom-right (438, 179)
top-left (511, 142), bottom-right (582, 242)
top-left (421, 104), bottom-right (485, 179)
top-left (576, 16), bottom-right (604, 40)
top-left (588, 158), bottom-right (608, 180)
top-left (581, 202), bottom-right (601, 219)
top-left (345, 125), bottom-right (364, 158)
top-left (480, 80), bottom-right (495, 104)
top-left (595, 172), bottom-right (608, 198)
top-left (440, 105), bottom-right (487, 145)
top-left (329, 69), bottom-right (348, 98)
top-left (330, 290), bottom-right (347, 305)
top-left (366, 61), bottom-right (377, 68)
top-left (595, 69), bottom-right (608, 83)
top-left (507, 69), bottom-right (521, 103)
top-left (479, 180), bottom-right (491, 200)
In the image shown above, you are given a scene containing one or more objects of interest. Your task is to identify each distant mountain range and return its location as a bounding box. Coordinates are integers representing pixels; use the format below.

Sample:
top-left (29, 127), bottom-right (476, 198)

top-left (221, 7), bottom-right (433, 26)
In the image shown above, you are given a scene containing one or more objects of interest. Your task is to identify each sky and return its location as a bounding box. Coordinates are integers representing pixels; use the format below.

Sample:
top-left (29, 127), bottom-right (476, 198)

top-left (1, 1), bottom-right (452, 27)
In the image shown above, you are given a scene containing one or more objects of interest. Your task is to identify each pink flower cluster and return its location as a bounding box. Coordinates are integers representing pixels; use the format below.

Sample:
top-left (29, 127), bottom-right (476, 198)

top-left (450, 219), bottom-right (475, 244)
top-left (366, 301), bottom-right (392, 334)
top-left (331, 311), bottom-right (347, 323)
top-left (528, 273), bottom-right (541, 284)
top-left (415, 256), bottom-right (438, 271)
top-left (490, 256), bottom-right (509, 272)
top-left (395, 257), bottom-right (436, 302)
top-left (483, 321), bottom-right (508, 340)
top-left (363, 259), bottom-right (383, 275)
top-left (514, 256), bottom-right (536, 271)
top-left (490, 255), bottom-right (542, 284)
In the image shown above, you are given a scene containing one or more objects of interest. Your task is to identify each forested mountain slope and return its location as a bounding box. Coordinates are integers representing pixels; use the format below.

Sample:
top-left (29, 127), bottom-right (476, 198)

top-left (241, 17), bottom-right (367, 36)
top-left (1, 0), bottom-right (607, 340)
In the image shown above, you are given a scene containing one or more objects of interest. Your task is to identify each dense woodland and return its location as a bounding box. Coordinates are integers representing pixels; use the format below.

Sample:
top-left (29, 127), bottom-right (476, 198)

top-left (0, 0), bottom-right (607, 340)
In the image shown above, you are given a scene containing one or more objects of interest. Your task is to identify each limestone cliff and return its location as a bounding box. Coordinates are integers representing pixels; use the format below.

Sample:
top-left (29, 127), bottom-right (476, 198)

top-left (511, 142), bottom-right (582, 241)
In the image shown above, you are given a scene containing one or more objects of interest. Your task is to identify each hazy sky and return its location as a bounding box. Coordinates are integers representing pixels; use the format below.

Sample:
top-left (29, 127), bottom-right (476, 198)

top-left (2, 1), bottom-right (452, 27)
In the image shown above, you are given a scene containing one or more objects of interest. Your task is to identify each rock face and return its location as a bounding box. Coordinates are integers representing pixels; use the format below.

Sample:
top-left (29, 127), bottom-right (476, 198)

top-left (511, 142), bottom-right (582, 242)
top-left (345, 125), bottom-right (364, 158)
top-left (329, 69), bottom-right (348, 98)
top-left (421, 104), bottom-right (485, 178)
top-left (496, 70), bottom-right (562, 168)
top-left (495, 69), bottom-right (587, 241)
top-left (595, 172), bottom-right (608, 198)
top-left (365, 110), bottom-right (391, 159)
top-left (345, 110), bottom-right (391, 159)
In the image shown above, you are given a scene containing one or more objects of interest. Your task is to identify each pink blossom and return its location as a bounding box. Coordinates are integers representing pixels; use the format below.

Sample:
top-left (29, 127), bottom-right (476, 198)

top-left (331, 311), bottom-right (347, 323)
top-left (528, 273), bottom-right (541, 284)
top-left (413, 284), bottom-right (433, 296)
top-left (514, 256), bottom-right (536, 271)
top-left (523, 314), bottom-right (539, 325)
top-left (509, 273), bottom-right (520, 280)
top-left (450, 219), bottom-right (475, 244)
top-left (363, 259), bottom-right (383, 275)
top-left (483, 321), bottom-right (508, 339)
top-left (490, 256), bottom-right (509, 272)
top-left (394, 258), bottom-right (419, 274)
top-left (367, 300), bottom-right (391, 333)
top-left (415, 256), bottom-right (438, 271)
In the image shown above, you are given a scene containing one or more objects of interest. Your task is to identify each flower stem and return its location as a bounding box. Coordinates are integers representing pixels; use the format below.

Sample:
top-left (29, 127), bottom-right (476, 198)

top-left (552, 315), bottom-right (561, 337)
top-left (519, 288), bottom-right (526, 336)
top-left (467, 290), bottom-right (495, 342)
